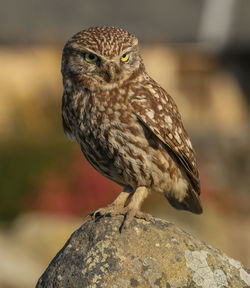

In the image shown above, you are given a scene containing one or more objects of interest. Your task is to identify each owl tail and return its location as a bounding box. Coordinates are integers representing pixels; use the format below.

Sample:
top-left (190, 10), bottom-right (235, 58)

top-left (166, 187), bottom-right (203, 214)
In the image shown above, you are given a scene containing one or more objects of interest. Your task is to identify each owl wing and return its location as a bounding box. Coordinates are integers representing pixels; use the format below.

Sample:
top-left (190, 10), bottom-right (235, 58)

top-left (130, 81), bottom-right (201, 195)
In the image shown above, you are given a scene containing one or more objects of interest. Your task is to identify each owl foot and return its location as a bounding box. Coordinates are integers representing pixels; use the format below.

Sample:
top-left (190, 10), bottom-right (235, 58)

top-left (120, 208), bottom-right (152, 231)
top-left (89, 206), bottom-right (152, 231)
top-left (121, 186), bottom-right (151, 230)
top-left (87, 186), bottom-right (151, 231)
top-left (90, 204), bottom-right (125, 219)
top-left (88, 191), bottom-right (131, 220)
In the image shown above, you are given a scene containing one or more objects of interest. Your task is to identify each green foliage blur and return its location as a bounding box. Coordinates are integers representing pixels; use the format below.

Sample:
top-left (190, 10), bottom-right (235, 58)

top-left (0, 99), bottom-right (75, 220)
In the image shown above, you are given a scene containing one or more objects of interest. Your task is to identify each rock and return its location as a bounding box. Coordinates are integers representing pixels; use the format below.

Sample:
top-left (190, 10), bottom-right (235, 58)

top-left (36, 216), bottom-right (250, 288)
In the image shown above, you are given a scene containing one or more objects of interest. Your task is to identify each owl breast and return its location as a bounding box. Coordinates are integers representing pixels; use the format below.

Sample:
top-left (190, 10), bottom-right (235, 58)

top-left (67, 85), bottom-right (188, 200)
top-left (75, 87), bottom-right (144, 187)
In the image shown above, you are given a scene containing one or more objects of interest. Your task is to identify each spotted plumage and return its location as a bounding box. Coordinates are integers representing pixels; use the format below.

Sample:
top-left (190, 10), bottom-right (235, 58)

top-left (61, 26), bottom-right (202, 228)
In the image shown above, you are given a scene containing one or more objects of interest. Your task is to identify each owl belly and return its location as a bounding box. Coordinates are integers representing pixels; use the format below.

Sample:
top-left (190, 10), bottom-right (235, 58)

top-left (77, 128), bottom-right (125, 186)
top-left (77, 114), bottom-right (188, 201)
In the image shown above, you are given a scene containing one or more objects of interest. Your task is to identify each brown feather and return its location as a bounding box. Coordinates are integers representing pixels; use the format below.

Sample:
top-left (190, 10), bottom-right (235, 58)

top-left (61, 26), bottom-right (203, 219)
top-left (130, 80), bottom-right (201, 196)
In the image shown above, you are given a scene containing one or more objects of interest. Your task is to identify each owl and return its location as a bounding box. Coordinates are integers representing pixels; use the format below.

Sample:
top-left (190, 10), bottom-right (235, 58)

top-left (61, 26), bottom-right (202, 229)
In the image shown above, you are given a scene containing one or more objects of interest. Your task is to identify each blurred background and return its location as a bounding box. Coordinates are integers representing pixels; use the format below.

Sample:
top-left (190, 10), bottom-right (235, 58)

top-left (0, 0), bottom-right (250, 287)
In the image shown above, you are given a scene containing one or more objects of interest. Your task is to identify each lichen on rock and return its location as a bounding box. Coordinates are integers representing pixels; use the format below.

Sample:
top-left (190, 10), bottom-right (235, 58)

top-left (36, 216), bottom-right (249, 288)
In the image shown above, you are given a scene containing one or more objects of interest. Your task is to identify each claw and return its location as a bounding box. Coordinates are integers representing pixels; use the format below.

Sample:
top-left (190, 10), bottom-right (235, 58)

top-left (94, 214), bottom-right (104, 222)
top-left (93, 211), bottom-right (100, 218)
top-left (121, 210), bottom-right (153, 231)
top-left (104, 211), bottom-right (111, 217)
top-left (87, 206), bottom-right (152, 231)
top-left (86, 187), bottom-right (152, 231)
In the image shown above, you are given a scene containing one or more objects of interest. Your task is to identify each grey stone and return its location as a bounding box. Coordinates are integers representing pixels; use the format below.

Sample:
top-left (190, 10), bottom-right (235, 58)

top-left (36, 216), bottom-right (250, 288)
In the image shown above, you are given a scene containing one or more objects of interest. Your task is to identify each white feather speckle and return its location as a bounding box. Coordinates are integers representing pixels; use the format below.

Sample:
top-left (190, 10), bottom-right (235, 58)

top-left (146, 110), bottom-right (155, 120)
top-left (107, 108), bottom-right (113, 114)
top-left (99, 106), bottom-right (105, 112)
top-left (174, 131), bottom-right (182, 144)
top-left (114, 111), bottom-right (120, 119)
top-left (114, 103), bottom-right (121, 110)
top-left (165, 115), bottom-right (172, 124)
top-left (186, 138), bottom-right (193, 149)
top-left (135, 97), bottom-right (147, 102)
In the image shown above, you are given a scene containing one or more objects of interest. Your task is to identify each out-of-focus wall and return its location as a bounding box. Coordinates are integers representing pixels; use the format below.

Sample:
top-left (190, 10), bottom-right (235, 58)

top-left (1, 0), bottom-right (250, 47)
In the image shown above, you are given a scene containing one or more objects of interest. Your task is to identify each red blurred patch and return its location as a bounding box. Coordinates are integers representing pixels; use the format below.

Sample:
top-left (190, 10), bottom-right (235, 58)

top-left (30, 152), bottom-right (120, 216)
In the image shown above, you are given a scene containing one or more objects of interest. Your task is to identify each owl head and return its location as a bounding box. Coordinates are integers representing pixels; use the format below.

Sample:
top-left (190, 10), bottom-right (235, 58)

top-left (61, 27), bottom-right (144, 89)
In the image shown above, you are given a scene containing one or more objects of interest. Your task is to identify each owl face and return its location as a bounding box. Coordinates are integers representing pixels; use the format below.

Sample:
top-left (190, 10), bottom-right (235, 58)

top-left (62, 27), bottom-right (143, 89)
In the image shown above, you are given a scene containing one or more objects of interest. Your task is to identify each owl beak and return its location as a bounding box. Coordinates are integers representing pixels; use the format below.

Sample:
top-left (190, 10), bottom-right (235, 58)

top-left (106, 63), bottom-right (117, 82)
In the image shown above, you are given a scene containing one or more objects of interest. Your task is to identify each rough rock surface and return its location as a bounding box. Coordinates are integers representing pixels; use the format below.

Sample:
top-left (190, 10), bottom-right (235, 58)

top-left (36, 216), bottom-right (250, 288)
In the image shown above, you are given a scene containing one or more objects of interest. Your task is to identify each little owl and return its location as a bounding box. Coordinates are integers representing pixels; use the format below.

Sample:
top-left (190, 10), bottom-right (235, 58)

top-left (61, 27), bottom-right (202, 229)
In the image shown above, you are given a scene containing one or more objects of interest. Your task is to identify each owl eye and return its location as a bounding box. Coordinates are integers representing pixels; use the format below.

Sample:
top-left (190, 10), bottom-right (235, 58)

top-left (84, 53), bottom-right (98, 63)
top-left (120, 52), bottom-right (130, 62)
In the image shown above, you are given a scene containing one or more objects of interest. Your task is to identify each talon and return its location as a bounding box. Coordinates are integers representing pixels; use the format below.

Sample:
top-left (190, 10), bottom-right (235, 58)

top-left (88, 205), bottom-right (123, 220)
top-left (123, 210), bottom-right (152, 230)
top-left (87, 209), bottom-right (103, 220)
top-left (87, 188), bottom-right (152, 232)
top-left (104, 211), bottom-right (111, 217)
top-left (93, 211), bottom-right (100, 218)
top-left (94, 214), bottom-right (104, 222)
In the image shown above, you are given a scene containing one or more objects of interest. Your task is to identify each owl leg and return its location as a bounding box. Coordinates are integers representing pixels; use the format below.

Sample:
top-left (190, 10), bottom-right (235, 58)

top-left (89, 186), bottom-right (132, 219)
top-left (89, 186), bottom-right (152, 229)
top-left (121, 186), bottom-right (152, 229)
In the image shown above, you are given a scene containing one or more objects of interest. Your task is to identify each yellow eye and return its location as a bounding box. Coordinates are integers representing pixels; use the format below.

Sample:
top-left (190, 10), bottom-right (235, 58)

top-left (121, 52), bottom-right (130, 62)
top-left (84, 53), bottom-right (98, 63)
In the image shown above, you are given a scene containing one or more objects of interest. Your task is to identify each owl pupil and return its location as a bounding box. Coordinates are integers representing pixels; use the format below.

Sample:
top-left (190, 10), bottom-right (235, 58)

top-left (89, 54), bottom-right (95, 59)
